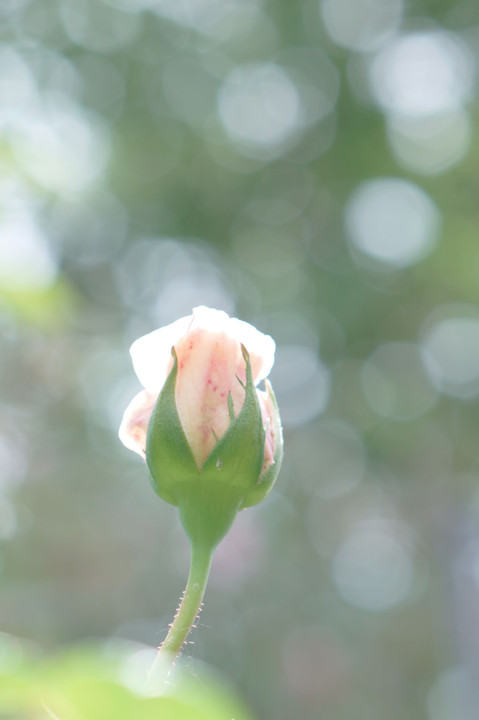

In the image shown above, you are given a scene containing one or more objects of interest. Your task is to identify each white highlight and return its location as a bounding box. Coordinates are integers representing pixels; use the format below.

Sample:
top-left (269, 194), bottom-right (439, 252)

top-left (422, 317), bottom-right (479, 399)
top-left (217, 63), bottom-right (301, 155)
top-left (346, 178), bottom-right (439, 268)
top-left (370, 31), bottom-right (473, 117)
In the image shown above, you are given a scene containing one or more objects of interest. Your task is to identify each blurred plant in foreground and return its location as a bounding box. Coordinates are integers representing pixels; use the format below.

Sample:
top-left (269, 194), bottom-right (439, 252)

top-left (0, 632), bottom-right (254, 720)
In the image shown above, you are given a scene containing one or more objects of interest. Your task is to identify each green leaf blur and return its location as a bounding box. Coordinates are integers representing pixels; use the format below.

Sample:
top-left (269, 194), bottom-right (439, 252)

top-left (0, 635), bottom-right (254, 720)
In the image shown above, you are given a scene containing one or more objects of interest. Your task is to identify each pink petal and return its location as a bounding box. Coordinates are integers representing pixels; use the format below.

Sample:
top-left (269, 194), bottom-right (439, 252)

top-left (119, 390), bottom-right (157, 459)
top-left (174, 325), bottom-right (246, 467)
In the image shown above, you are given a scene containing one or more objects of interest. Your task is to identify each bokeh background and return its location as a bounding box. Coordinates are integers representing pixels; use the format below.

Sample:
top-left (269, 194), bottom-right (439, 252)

top-left (1, 0), bottom-right (479, 718)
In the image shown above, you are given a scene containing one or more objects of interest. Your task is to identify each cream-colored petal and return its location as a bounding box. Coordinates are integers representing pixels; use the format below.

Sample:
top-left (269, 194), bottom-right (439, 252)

top-left (227, 317), bottom-right (275, 383)
top-left (119, 390), bottom-right (157, 459)
top-left (191, 307), bottom-right (275, 383)
top-left (129, 314), bottom-right (192, 394)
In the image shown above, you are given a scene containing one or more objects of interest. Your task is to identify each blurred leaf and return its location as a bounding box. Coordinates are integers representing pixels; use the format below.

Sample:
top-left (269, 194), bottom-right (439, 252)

top-left (0, 279), bottom-right (77, 331)
top-left (0, 639), bottom-right (254, 720)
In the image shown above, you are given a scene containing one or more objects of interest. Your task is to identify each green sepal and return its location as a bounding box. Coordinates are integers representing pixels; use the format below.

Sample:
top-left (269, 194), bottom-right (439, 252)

top-left (146, 348), bottom-right (199, 506)
top-left (178, 346), bottom-right (265, 549)
top-left (146, 344), bottom-right (274, 550)
top-left (200, 345), bottom-right (265, 491)
top-left (241, 380), bottom-right (283, 508)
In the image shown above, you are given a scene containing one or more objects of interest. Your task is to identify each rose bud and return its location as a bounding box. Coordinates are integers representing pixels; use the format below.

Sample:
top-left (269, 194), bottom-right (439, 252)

top-left (119, 306), bottom-right (283, 550)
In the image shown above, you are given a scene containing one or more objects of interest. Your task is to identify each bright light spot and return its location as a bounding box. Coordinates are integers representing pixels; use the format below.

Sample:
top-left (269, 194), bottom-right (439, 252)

top-left (0, 48), bottom-right (109, 194)
top-left (345, 178), bottom-right (440, 269)
top-left (421, 317), bottom-right (479, 399)
top-left (361, 342), bottom-right (438, 420)
top-left (320, 0), bottom-right (403, 52)
top-left (217, 63), bottom-right (301, 156)
top-left (13, 98), bottom-right (110, 193)
top-left (270, 345), bottom-right (330, 428)
top-left (427, 667), bottom-right (470, 720)
top-left (0, 206), bottom-right (57, 291)
top-left (333, 520), bottom-right (413, 610)
top-left (370, 31), bottom-right (474, 117)
top-left (386, 108), bottom-right (472, 176)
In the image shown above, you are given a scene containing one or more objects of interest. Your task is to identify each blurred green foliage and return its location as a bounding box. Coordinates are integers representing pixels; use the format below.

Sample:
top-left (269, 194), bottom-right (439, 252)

top-left (0, 633), bottom-right (253, 719)
top-left (1, 0), bottom-right (479, 719)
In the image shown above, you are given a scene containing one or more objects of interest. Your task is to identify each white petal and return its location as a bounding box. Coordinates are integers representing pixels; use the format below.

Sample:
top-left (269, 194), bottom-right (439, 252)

top-left (129, 314), bottom-right (192, 393)
top-left (118, 390), bottom-right (157, 458)
top-left (190, 305), bottom-right (231, 333)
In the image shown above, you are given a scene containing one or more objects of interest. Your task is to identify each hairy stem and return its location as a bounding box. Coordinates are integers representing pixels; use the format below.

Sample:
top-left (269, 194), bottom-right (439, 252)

top-left (147, 543), bottom-right (213, 684)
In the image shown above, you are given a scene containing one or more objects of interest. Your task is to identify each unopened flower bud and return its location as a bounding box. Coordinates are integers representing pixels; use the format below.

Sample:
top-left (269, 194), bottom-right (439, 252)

top-left (119, 306), bottom-right (283, 549)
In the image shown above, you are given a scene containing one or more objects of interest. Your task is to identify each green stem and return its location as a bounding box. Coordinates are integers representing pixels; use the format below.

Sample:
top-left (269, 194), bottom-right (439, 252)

top-left (147, 543), bottom-right (213, 684)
